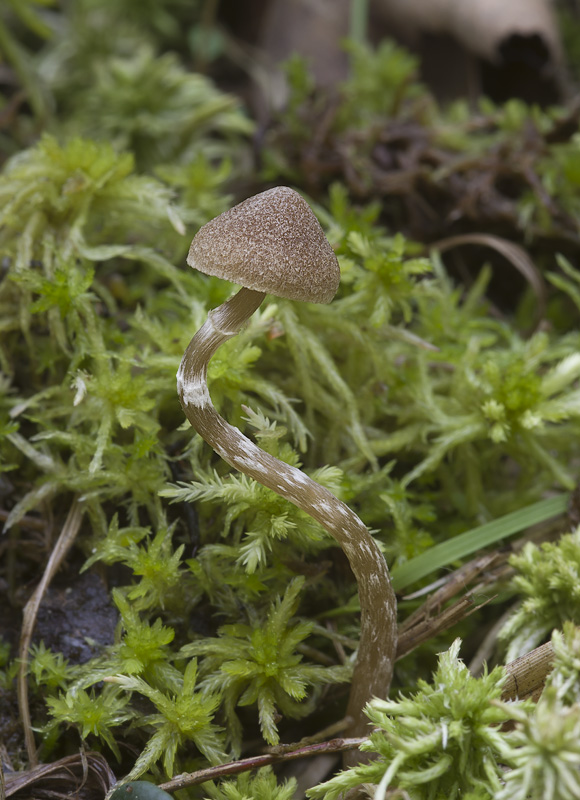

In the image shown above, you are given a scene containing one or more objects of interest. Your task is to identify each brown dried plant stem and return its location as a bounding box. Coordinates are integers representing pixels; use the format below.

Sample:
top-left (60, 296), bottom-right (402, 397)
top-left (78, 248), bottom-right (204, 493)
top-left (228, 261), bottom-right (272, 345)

top-left (17, 498), bottom-right (85, 766)
top-left (159, 736), bottom-right (366, 793)
top-left (177, 287), bottom-right (397, 738)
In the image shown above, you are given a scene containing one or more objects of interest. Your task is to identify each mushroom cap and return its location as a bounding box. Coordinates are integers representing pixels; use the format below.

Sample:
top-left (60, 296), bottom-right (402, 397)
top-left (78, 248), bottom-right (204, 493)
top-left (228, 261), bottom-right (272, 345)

top-left (187, 186), bottom-right (340, 304)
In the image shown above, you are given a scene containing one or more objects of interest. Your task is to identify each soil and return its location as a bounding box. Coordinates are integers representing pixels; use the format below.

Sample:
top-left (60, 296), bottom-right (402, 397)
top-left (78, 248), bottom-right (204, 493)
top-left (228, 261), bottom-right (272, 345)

top-left (32, 571), bottom-right (118, 664)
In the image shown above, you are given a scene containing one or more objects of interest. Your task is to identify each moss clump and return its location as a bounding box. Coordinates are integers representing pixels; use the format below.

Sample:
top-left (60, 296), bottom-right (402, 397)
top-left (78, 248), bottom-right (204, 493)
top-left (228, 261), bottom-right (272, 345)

top-left (2, 5), bottom-right (580, 797)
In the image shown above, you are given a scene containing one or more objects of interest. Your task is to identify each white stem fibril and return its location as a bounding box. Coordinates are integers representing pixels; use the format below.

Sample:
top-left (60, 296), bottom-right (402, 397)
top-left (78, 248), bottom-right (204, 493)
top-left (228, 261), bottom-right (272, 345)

top-left (176, 364), bottom-right (211, 409)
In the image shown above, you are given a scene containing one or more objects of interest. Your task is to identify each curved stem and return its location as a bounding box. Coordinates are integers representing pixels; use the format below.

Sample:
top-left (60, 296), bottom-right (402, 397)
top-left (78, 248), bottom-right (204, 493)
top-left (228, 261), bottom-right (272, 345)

top-left (177, 287), bottom-right (397, 738)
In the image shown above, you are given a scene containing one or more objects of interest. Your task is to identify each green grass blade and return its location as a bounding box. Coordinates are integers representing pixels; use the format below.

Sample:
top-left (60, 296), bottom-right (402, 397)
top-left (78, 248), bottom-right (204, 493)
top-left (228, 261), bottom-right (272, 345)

top-left (349, 0), bottom-right (369, 44)
top-left (390, 494), bottom-right (570, 593)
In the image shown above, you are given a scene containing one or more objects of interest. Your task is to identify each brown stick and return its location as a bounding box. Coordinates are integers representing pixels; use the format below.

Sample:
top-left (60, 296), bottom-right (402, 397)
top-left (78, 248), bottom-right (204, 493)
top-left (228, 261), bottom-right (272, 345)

top-left (158, 737), bottom-right (366, 793)
top-left (17, 499), bottom-right (84, 765)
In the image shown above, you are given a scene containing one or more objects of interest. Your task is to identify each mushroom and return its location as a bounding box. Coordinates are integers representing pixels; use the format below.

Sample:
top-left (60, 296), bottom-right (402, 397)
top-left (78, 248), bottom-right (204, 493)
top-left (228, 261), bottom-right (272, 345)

top-left (176, 186), bottom-right (397, 739)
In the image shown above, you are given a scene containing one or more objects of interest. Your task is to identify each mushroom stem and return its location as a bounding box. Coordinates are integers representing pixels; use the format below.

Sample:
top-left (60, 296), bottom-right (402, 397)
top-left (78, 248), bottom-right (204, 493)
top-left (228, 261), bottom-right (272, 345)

top-left (177, 286), bottom-right (397, 738)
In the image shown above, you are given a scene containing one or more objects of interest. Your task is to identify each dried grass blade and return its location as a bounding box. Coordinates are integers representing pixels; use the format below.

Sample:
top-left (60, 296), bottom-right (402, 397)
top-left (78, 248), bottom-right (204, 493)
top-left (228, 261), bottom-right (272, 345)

top-left (432, 233), bottom-right (546, 325)
top-left (17, 498), bottom-right (84, 766)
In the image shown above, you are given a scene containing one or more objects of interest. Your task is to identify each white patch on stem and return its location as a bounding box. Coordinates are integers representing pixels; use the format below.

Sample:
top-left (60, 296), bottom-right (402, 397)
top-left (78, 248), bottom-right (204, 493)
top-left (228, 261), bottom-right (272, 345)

top-left (177, 368), bottom-right (210, 408)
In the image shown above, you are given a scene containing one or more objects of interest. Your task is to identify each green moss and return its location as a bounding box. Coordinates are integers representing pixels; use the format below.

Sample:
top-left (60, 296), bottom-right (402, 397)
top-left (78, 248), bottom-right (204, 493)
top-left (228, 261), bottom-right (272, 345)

top-left (501, 527), bottom-right (580, 660)
top-left (202, 767), bottom-right (296, 800)
top-left (309, 640), bottom-right (514, 800)
top-left (2, 9), bottom-right (580, 797)
top-left (181, 578), bottom-right (350, 753)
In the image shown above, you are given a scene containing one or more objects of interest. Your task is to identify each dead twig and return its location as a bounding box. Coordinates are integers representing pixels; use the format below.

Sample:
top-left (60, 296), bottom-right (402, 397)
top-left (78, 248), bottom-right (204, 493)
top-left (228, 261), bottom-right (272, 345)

top-left (397, 591), bottom-right (494, 660)
top-left (158, 737), bottom-right (366, 793)
top-left (399, 552), bottom-right (502, 633)
top-left (395, 551), bottom-right (514, 660)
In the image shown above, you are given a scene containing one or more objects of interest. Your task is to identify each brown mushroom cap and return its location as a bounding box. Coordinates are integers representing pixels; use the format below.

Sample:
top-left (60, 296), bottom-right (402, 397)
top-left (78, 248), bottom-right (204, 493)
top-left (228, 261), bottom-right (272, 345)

top-left (187, 186), bottom-right (340, 304)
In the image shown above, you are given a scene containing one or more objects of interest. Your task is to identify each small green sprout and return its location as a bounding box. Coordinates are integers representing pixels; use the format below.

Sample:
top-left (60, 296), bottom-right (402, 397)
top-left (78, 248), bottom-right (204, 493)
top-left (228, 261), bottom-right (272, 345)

top-left (114, 592), bottom-right (175, 678)
top-left (547, 621), bottom-right (580, 704)
top-left (203, 766), bottom-right (296, 800)
top-left (183, 578), bottom-right (349, 753)
top-left (501, 526), bottom-right (580, 660)
top-left (28, 642), bottom-right (75, 691)
top-left (308, 640), bottom-right (514, 800)
top-left (45, 684), bottom-right (132, 760)
top-left (109, 658), bottom-right (226, 778)
top-left (86, 519), bottom-right (190, 613)
top-left (498, 689), bottom-right (580, 800)
top-left (338, 39), bottom-right (421, 126)
top-left (60, 593), bottom-right (183, 696)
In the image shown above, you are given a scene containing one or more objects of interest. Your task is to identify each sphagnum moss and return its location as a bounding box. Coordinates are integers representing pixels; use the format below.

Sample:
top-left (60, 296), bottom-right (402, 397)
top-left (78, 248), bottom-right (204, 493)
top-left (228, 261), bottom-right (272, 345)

top-left (4, 10), bottom-right (580, 795)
